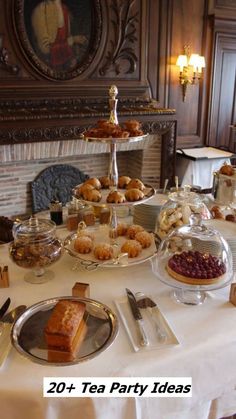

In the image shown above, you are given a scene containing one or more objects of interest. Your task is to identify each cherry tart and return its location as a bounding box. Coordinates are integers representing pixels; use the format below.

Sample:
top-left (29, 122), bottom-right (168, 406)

top-left (166, 250), bottom-right (226, 286)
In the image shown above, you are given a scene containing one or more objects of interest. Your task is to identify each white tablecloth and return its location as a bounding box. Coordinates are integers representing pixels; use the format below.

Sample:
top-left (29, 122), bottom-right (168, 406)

top-left (1, 229), bottom-right (236, 419)
top-left (176, 155), bottom-right (231, 189)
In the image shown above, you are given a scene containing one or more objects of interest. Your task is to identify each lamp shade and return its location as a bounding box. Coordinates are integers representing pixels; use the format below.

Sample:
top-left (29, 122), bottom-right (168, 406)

top-left (197, 56), bottom-right (205, 72)
top-left (176, 55), bottom-right (188, 70)
top-left (189, 54), bottom-right (200, 71)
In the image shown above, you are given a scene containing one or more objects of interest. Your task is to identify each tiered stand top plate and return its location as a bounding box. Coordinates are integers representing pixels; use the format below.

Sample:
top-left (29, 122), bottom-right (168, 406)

top-left (81, 133), bottom-right (148, 144)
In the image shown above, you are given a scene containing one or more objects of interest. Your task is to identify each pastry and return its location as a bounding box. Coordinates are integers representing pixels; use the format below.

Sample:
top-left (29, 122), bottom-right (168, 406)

top-left (219, 164), bottom-right (234, 176)
top-left (118, 176), bottom-right (131, 189)
top-left (82, 188), bottom-right (102, 202)
top-left (121, 239), bottom-right (142, 258)
top-left (74, 236), bottom-right (93, 254)
top-left (126, 224), bottom-right (145, 239)
top-left (84, 177), bottom-right (101, 190)
top-left (126, 178), bottom-right (145, 191)
top-left (125, 188), bottom-right (144, 202)
top-left (76, 183), bottom-right (94, 196)
top-left (225, 214), bottom-right (236, 222)
top-left (106, 190), bottom-right (126, 204)
top-left (166, 250), bottom-right (226, 285)
top-left (211, 206), bottom-right (224, 220)
top-left (99, 176), bottom-right (111, 189)
top-left (135, 231), bottom-right (153, 248)
top-left (93, 243), bottom-right (114, 260)
top-left (124, 119), bottom-right (141, 131)
top-left (44, 299), bottom-right (86, 352)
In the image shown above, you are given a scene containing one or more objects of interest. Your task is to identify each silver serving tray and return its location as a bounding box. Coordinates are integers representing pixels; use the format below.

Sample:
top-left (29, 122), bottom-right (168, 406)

top-left (64, 231), bottom-right (160, 271)
top-left (82, 133), bottom-right (148, 144)
top-left (11, 296), bottom-right (118, 366)
top-left (73, 185), bottom-right (156, 207)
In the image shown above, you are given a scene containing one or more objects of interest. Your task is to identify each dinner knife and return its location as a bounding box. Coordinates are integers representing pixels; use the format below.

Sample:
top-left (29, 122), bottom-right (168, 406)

top-left (125, 288), bottom-right (149, 347)
top-left (0, 297), bottom-right (11, 320)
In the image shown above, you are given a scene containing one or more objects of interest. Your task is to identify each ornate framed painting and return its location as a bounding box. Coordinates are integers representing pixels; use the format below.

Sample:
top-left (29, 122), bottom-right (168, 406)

top-left (13, 0), bottom-right (102, 80)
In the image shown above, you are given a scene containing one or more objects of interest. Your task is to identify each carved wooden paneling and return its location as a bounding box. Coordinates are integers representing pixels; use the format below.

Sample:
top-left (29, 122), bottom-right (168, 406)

top-left (0, 0), bottom-right (175, 147)
top-left (167, 0), bottom-right (207, 148)
top-left (207, 18), bottom-right (236, 150)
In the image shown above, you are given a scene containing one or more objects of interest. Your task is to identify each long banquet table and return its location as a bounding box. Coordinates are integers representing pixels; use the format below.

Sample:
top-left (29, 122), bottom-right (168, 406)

top-left (1, 228), bottom-right (236, 419)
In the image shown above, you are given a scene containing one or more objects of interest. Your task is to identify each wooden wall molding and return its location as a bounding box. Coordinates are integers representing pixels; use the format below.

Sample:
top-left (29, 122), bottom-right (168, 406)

top-left (207, 17), bottom-right (236, 149)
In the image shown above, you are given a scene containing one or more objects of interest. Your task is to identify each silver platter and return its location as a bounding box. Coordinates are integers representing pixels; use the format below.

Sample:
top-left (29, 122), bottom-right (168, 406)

top-left (73, 185), bottom-right (156, 207)
top-left (11, 296), bottom-right (118, 366)
top-left (64, 230), bottom-right (160, 271)
top-left (82, 133), bottom-right (148, 144)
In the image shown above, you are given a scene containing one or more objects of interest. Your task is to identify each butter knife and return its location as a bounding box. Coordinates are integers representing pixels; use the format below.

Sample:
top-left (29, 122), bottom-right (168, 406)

top-left (126, 288), bottom-right (149, 347)
top-left (0, 305), bottom-right (26, 366)
top-left (0, 297), bottom-right (11, 320)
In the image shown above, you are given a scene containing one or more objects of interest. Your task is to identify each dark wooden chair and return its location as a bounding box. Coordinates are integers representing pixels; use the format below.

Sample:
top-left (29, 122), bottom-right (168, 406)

top-left (31, 164), bottom-right (89, 213)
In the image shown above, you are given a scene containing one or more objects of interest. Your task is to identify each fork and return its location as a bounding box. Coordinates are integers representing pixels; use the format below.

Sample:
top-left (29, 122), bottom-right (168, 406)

top-left (135, 293), bottom-right (167, 342)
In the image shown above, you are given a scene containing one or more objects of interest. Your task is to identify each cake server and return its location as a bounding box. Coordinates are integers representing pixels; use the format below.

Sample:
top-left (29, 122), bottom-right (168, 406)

top-left (125, 288), bottom-right (149, 347)
top-left (0, 297), bottom-right (11, 320)
top-left (136, 293), bottom-right (167, 342)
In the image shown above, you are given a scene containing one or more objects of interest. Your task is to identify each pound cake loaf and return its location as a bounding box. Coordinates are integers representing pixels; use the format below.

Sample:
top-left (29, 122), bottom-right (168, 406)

top-left (44, 299), bottom-right (86, 352)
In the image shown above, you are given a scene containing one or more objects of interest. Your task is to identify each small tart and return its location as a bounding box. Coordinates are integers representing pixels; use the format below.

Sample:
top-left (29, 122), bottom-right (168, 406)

top-left (166, 250), bottom-right (226, 285)
top-left (135, 231), bottom-right (153, 248)
top-left (93, 243), bottom-right (114, 260)
top-left (125, 188), bottom-right (144, 202)
top-left (74, 236), bottom-right (93, 254)
top-left (84, 177), bottom-right (101, 190)
top-left (126, 178), bottom-right (145, 191)
top-left (118, 176), bottom-right (131, 189)
top-left (106, 190), bottom-right (126, 204)
top-left (121, 239), bottom-right (142, 258)
top-left (126, 224), bottom-right (145, 239)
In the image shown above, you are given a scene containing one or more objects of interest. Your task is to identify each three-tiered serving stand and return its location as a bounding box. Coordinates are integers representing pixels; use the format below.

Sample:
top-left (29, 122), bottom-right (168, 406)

top-left (80, 85), bottom-right (153, 238)
top-left (65, 85), bottom-right (158, 270)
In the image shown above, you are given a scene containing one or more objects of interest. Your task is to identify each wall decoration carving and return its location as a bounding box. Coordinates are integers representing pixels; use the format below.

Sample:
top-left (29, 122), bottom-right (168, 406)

top-left (0, 47), bottom-right (20, 74)
top-left (99, 0), bottom-right (139, 76)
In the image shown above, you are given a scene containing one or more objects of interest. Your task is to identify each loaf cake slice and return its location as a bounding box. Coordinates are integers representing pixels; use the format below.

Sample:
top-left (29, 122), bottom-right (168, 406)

top-left (44, 299), bottom-right (86, 352)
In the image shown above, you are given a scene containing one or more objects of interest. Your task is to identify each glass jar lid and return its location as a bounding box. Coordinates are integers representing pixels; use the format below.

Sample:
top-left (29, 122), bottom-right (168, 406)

top-left (13, 216), bottom-right (56, 242)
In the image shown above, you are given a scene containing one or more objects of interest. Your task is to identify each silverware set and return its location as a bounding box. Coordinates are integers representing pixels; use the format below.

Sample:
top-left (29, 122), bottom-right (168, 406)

top-left (125, 289), bottom-right (168, 347)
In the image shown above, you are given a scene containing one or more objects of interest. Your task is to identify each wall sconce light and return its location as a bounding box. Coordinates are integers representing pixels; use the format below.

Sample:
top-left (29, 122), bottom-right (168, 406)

top-left (176, 46), bottom-right (205, 101)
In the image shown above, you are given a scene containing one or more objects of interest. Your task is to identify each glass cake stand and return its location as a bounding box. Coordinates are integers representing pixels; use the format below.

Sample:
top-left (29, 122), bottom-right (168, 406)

top-left (151, 216), bottom-right (233, 305)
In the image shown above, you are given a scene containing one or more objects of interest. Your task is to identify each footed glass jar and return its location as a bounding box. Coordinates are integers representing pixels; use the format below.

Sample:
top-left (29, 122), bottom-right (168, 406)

top-left (155, 187), bottom-right (211, 240)
top-left (9, 216), bottom-right (63, 284)
top-left (152, 215), bottom-right (233, 305)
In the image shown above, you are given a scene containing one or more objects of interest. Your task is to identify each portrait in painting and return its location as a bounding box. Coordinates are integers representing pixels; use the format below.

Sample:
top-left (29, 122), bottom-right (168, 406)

top-left (22, 0), bottom-right (95, 75)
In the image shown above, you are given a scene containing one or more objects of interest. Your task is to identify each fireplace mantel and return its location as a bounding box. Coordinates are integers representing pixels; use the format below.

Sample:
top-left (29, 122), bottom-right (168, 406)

top-left (0, 105), bottom-right (177, 188)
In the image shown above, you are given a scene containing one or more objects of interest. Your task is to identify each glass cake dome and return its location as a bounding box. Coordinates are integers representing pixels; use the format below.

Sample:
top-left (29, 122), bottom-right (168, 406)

top-left (155, 186), bottom-right (211, 240)
top-left (152, 214), bottom-right (233, 305)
